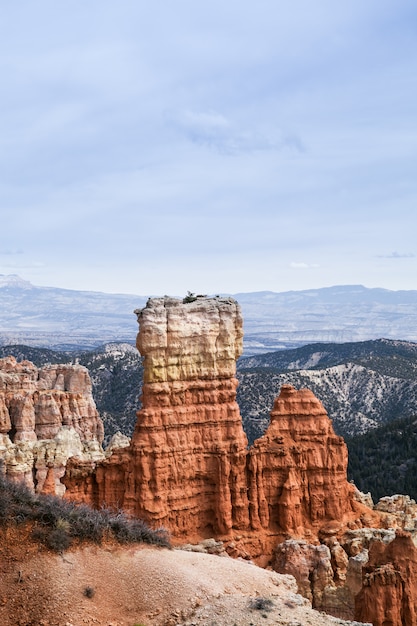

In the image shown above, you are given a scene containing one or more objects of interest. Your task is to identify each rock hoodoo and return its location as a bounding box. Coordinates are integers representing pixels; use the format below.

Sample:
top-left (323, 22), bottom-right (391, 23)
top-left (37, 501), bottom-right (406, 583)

top-left (0, 356), bottom-right (104, 494)
top-left (64, 296), bottom-right (361, 544)
top-left (67, 296), bottom-right (250, 537)
top-left (247, 384), bottom-right (356, 536)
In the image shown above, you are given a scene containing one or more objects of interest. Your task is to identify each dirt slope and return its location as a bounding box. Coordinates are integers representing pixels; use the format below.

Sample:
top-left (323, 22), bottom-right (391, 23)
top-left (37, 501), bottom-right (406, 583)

top-left (0, 528), bottom-right (370, 626)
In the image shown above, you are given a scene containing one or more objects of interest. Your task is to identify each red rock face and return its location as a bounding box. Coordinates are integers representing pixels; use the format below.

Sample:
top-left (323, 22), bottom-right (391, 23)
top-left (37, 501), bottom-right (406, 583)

top-left (0, 357), bottom-right (104, 494)
top-left (65, 296), bottom-right (360, 547)
top-left (247, 385), bottom-right (358, 536)
top-left (0, 357), bottom-right (103, 444)
top-left (355, 529), bottom-right (417, 626)
top-left (4, 295), bottom-right (413, 621)
top-left (73, 297), bottom-right (250, 538)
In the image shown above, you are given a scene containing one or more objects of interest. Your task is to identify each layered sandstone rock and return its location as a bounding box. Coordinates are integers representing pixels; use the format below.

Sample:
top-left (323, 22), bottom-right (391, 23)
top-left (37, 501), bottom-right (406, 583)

top-left (374, 494), bottom-right (417, 540)
top-left (247, 384), bottom-right (358, 536)
top-left (0, 357), bottom-right (104, 493)
top-left (0, 357), bottom-right (103, 443)
top-left (355, 529), bottom-right (417, 626)
top-left (4, 296), bottom-right (417, 622)
top-left (66, 296), bottom-right (251, 537)
top-left (272, 540), bottom-right (335, 607)
top-left (65, 297), bottom-right (362, 547)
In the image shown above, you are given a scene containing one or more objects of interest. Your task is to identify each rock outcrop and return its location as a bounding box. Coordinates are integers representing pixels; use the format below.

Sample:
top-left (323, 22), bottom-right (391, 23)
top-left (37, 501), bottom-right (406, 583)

top-left (64, 296), bottom-right (363, 547)
top-left (0, 356), bottom-right (104, 493)
top-left (355, 529), bottom-right (417, 626)
top-left (3, 295), bottom-right (417, 623)
top-left (247, 384), bottom-right (358, 536)
top-left (65, 296), bottom-right (250, 537)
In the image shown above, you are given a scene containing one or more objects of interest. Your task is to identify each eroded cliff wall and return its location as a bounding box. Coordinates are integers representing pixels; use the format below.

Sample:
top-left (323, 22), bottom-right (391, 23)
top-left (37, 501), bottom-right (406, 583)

top-left (247, 384), bottom-right (357, 536)
top-left (69, 296), bottom-right (250, 538)
top-left (0, 356), bottom-right (104, 494)
top-left (4, 296), bottom-right (417, 623)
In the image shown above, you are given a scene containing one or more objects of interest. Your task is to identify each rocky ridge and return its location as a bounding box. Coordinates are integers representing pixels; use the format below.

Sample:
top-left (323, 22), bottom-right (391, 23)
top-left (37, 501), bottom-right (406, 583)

top-left (237, 342), bottom-right (417, 442)
top-left (3, 275), bottom-right (417, 352)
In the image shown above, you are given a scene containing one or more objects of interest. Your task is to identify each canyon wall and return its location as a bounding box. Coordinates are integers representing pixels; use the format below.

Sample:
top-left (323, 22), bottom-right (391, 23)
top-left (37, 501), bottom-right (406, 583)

top-left (355, 529), bottom-right (417, 626)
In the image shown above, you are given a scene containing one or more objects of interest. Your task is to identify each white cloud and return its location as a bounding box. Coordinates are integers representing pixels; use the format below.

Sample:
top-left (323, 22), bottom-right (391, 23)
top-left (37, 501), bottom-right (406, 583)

top-left (169, 109), bottom-right (304, 155)
top-left (290, 262), bottom-right (320, 269)
top-left (0, 1), bottom-right (416, 295)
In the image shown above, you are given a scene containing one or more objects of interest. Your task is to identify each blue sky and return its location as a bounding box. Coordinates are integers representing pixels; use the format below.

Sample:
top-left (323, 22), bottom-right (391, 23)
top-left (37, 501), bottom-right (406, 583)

top-left (1, 0), bottom-right (416, 296)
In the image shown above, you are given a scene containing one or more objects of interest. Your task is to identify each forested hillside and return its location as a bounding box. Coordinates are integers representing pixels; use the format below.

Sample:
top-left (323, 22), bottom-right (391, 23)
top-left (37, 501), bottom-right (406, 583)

top-left (237, 338), bottom-right (417, 442)
top-left (346, 415), bottom-right (417, 501)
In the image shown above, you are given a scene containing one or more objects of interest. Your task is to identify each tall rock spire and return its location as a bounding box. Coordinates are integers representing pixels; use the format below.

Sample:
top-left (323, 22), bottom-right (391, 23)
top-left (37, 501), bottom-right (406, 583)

top-left (127, 296), bottom-right (250, 536)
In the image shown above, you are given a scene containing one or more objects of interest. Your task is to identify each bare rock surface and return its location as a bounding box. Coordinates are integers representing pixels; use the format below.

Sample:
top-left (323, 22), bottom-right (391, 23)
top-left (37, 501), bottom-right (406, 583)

top-left (355, 529), bottom-right (417, 626)
top-left (0, 356), bottom-right (104, 493)
top-left (247, 384), bottom-right (359, 537)
top-left (3, 296), bottom-right (416, 624)
top-left (65, 297), bottom-right (365, 552)
top-left (0, 356), bottom-right (103, 443)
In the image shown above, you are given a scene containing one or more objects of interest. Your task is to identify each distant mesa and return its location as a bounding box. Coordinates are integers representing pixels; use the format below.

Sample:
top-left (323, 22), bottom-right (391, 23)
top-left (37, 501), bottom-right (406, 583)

top-left (0, 274), bottom-right (34, 289)
top-left (2, 274), bottom-right (417, 352)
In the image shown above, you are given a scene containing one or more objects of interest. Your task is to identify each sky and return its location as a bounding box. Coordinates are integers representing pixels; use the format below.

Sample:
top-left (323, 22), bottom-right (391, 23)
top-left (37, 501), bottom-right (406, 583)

top-left (1, 0), bottom-right (417, 297)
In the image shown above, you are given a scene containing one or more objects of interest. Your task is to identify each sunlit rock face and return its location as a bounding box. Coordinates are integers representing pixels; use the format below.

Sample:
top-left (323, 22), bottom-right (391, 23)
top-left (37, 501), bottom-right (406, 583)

top-left (0, 357), bottom-right (104, 494)
top-left (355, 529), bottom-right (417, 626)
top-left (4, 297), bottom-right (417, 623)
top-left (0, 357), bottom-right (103, 443)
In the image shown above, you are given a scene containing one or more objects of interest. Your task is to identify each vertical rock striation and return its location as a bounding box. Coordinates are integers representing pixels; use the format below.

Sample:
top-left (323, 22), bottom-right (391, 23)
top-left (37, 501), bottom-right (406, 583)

top-left (0, 356), bottom-right (104, 493)
top-left (86, 296), bottom-right (250, 538)
top-left (65, 296), bottom-right (361, 546)
top-left (3, 295), bottom-right (416, 623)
top-left (247, 384), bottom-right (357, 536)
top-left (355, 529), bottom-right (417, 625)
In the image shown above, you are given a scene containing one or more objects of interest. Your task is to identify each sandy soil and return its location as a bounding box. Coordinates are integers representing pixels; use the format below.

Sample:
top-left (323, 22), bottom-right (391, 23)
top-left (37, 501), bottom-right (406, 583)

top-left (0, 528), bottom-right (369, 626)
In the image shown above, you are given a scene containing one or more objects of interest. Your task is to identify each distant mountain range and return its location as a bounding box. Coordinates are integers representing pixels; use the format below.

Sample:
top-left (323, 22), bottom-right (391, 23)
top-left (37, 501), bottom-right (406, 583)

top-left (236, 338), bottom-right (417, 442)
top-left (2, 336), bottom-right (417, 440)
top-left (2, 274), bottom-right (417, 354)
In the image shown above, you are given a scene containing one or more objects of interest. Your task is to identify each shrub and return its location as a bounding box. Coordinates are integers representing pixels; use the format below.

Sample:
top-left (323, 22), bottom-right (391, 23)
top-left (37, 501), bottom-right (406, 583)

top-left (182, 291), bottom-right (197, 303)
top-left (83, 586), bottom-right (95, 598)
top-left (0, 471), bottom-right (170, 552)
top-left (45, 527), bottom-right (72, 552)
top-left (248, 597), bottom-right (274, 612)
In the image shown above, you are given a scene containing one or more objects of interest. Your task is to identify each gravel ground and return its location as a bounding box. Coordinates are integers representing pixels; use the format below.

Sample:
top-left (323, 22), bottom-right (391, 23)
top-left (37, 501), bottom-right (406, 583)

top-left (0, 533), bottom-right (371, 626)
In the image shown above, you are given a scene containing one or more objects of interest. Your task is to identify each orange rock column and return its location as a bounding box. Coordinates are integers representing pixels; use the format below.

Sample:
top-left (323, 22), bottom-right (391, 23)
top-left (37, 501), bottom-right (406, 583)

top-left (125, 296), bottom-right (250, 538)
